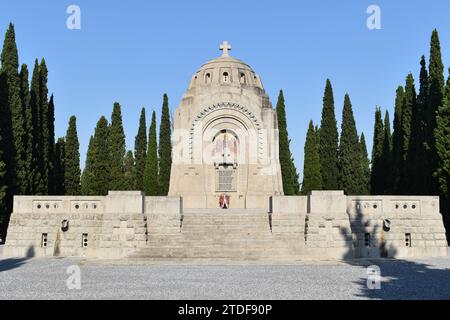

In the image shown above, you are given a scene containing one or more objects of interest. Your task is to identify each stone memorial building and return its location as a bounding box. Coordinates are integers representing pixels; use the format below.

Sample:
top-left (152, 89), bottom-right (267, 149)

top-left (169, 41), bottom-right (283, 209)
top-left (2, 43), bottom-right (448, 261)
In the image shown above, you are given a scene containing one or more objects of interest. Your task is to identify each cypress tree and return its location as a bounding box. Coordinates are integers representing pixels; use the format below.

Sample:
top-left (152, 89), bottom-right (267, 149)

top-left (81, 136), bottom-right (95, 195)
top-left (315, 125), bottom-right (320, 147)
top-left (407, 56), bottom-right (429, 194)
top-left (399, 74), bottom-right (417, 192)
top-left (381, 110), bottom-right (392, 193)
top-left (19, 64), bottom-right (32, 194)
top-left (29, 60), bottom-right (44, 194)
top-left (391, 86), bottom-right (405, 194)
top-left (427, 29), bottom-right (445, 194)
top-left (301, 120), bottom-right (322, 194)
top-left (134, 107), bottom-right (147, 190)
top-left (123, 151), bottom-right (135, 191)
top-left (39, 58), bottom-right (49, 194)
top-left (0, 125), bottom-right (6, 236)
top-left (91, 116), bottom-right (110, 195)
top-left (144, 111), bottom-right (159, 196)
top-left (371, 107), bottom-right (384, 194)
top-left (276, 90), bottom-right (294, 195)
top-left (338, 94), bottom-right (364, 195)
top-left (319, 79), bottom-right (339, 190)
top-left (108, 102), bottom-right (126, 190)
top-left (54, 137), bottom-right (65, 195)
top-left (290, 154), bottom-right (300, 195)
top-left (47, 94), bottom-right (55, 194)
top-left (1, 23), bottom-right (25, 197)
top-left (434, 69), bottom-right (450, 240)
top-left (158, 94), bottom-right (172, 195)
top-left (359, 133), bottom-right (370, 195)
top-left (64, 116), bottom-right (80, 195)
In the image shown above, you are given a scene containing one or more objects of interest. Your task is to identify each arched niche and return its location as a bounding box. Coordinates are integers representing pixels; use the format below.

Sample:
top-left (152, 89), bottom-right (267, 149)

top-left (188, 103), bottom-right (264, 164)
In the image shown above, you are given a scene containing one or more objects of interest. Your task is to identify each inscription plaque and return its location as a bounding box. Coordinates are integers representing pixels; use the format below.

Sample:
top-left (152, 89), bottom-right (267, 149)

top-left (216, 168), bottom-right (236, 191)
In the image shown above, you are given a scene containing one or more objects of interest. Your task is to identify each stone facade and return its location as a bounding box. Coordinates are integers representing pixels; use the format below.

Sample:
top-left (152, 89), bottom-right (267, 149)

top-left (2, 43), bottom-right (447, 261)
top-left (3, 191), bottom-right (179, 259)
top-left (169, 42), bottom-right (283, 209)
top-left (2, 190), bottom-right (447, 260)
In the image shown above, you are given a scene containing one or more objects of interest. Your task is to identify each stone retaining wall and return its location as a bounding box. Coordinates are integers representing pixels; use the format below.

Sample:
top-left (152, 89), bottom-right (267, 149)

top-left (2, 190), bottom-right (447, 260)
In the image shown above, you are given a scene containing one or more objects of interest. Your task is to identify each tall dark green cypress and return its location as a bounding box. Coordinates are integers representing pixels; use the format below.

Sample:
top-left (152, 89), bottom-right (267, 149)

top-left (399, 74), bottom-right (417, 192)
top-left (19, 64), bottom-right (32, 194)
top-left (144, 111), bottom-right (158, 196)
top-left (391, 86), bottom-right (405, 194)
top-left (407, 56), bottom-right (429, 194)
top-left (81, 136), bottom-right (95, 195)
top-left (91, 116), bottom-right (110, 195)
top-left (1, 23), bottom-right (25, 198)
top-left (371, 107), bottom-right (384, 194)
top-left (39, 58), bottom-right (49, 194)
top-left (123, 151), bottom-right (135, 191)
top-left (0, 140), bottom-right (6, 231)
top-left (290, 154), bottom-right (300, 195)
top-left (434, 69), bottom-right (450, 241)
top-left (319, 79), bottom-right (339, 190)
top-left (29, 60), bottom-right (44, 194)
top-left (108, 102), bottom-right (126, 190)
top-left (47, 94), bottom-right (55, 194)
top-left (381, 110), bottom-right (392, 194)
top-left (54, 137), bottom-right (65, 195)
top-left (158, 94), bottom-right (172, 195)
top-left (301, 120), bottom-right (322, 194)
top-left (427, 29), bottom-right (445, 194)
top-left (338, 94), bottom-right (364, 195)
top-left (134, 107), bottom-right (147, 190)
top-left (276, 90), bottom-right (295, 195)
top-left (359, 133), bottom-right (370, 195)
top-left (64, 116), bottom-right (80, 195)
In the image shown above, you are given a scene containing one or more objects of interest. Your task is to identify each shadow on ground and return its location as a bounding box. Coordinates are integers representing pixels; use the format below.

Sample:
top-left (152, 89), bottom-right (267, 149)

top-left (352, 258), bottom-right (450, 299)
top-left (0, 245), bottom-right (34, 272)
top-left (338, 204), bottom-right (450, 300)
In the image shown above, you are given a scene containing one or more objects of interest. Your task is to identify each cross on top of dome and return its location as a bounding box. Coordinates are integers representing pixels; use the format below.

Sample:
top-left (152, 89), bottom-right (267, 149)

top-left (220, 41), bottom-right (231, 57)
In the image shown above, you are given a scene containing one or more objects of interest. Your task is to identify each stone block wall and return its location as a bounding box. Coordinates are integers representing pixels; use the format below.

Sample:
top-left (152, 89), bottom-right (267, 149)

top-left (146, 196), bottom-right (182, 236)
top-left (2, 190), bottom-right (447, 260)
top-left (2, 191), bottom-right (176, 259)
top-left (3, 195), bottom-right (105, 258)
top-left (270, 191), bottom-right (448, 259)
top-left (304, 191), bottom-right (354, 259)
top-left (347, 195), bottom-right (448, 258)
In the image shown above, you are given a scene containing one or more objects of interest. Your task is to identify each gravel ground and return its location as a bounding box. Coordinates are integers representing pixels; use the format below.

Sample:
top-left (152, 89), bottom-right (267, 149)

top-left (1, 251), bottom-right (450, 299)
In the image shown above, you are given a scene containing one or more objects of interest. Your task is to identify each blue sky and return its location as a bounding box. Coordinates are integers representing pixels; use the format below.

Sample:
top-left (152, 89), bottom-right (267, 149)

top-left (2, 0), bottom-right (450, 175)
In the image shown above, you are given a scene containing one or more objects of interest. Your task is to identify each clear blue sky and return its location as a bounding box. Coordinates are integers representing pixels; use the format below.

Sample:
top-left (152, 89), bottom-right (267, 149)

top-left (2, 0), bottom-right (450, 176)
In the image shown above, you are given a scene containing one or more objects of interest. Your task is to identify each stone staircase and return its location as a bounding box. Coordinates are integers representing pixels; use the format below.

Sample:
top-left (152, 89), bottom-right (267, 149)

top-left (127, 208), bottom-right (306, 262)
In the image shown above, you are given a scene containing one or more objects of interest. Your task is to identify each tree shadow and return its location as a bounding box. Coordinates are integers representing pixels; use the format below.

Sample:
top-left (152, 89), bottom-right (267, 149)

top-left (339, 200), bottom-right (394, 261)
top-left (355, 258), bottom-right (450, 299)
top-left (338, 202), bottom-right (450, 299)
top-left (0, 245), bottom-right (34, 273)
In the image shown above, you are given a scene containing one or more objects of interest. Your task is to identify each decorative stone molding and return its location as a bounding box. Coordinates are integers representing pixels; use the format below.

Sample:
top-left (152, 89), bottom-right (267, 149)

top-left (188, 102), bottom-right (264, 160)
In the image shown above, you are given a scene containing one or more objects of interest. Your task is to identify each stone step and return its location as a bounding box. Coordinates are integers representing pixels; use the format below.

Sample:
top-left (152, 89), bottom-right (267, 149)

top-left (145, 241), bottom-right (300, 248)
top-left (126, 206), bottom-right (305, 261)
top-left (129, 248), bottom-right (302, 258)
top-left (182, 208), bottom-right (267, 214)
top-left (179, 229), bottom-right (271, 234)
top-left (181, 219), bottom-right (270, 225)
top-left (181, 225), bottom-right (270, 230)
